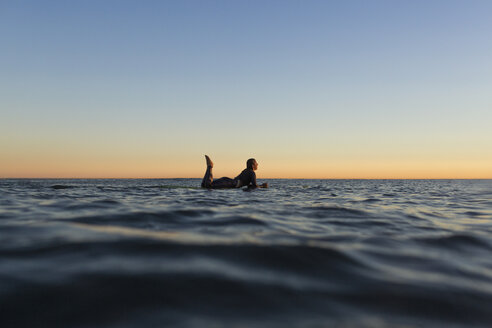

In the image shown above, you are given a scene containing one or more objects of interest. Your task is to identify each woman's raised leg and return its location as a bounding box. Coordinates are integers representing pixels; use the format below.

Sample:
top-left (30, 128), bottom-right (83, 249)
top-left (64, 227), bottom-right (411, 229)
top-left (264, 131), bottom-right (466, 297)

top-left (201, 155), bottom-right (214, 188)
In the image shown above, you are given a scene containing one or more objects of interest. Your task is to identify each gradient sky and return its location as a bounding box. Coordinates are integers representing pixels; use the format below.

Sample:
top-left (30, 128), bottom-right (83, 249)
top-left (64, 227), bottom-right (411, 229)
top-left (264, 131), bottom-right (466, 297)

top-left (1, 0), bottom-right (491, 178)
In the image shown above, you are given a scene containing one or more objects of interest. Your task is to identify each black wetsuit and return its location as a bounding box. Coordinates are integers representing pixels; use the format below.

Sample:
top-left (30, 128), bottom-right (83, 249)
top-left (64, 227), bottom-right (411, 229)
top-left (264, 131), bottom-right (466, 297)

top-left (201, 167), bottom-right (257, 189)
top-left (234, 168), bottom-right (257, 187)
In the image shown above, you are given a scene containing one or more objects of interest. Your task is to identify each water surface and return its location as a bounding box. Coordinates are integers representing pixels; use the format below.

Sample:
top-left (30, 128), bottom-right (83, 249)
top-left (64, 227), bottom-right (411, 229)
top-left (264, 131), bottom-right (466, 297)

top-left (1, 179), bottom-right (491, 327)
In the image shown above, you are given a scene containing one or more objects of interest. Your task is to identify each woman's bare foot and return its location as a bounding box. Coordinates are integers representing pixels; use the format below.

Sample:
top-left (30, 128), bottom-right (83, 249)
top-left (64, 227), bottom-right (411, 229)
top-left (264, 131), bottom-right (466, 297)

top-left (205, 155), bottom-right (213, 168)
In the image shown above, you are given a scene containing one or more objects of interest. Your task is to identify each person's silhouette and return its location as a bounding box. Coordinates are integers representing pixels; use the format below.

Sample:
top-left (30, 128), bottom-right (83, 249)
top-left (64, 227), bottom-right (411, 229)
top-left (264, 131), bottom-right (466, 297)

top-left (201, 155), bottom-right (268, 189)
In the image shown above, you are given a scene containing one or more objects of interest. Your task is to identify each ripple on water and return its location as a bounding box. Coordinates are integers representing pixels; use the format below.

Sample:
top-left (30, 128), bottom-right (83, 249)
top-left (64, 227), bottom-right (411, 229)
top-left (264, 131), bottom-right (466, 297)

top-left (415, 233), bottom-right (492, 253)
top-left (50, 185), bottom-right (76, 190)
top-left (198, 215), bottom-right (267, 227)
top-left (362, 198), bottom-right (381, 203)
top-left (463, 210), bottom-right (491, 218)
top-left (68, 208), bottom-right (216, 227)
top-left (302, 205), bottom-right (369, 219)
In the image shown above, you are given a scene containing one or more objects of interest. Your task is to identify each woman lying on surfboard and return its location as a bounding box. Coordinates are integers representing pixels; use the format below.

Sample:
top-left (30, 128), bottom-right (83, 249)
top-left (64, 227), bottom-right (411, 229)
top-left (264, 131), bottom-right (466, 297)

top-left (201, 155), bottom-right (268, 189)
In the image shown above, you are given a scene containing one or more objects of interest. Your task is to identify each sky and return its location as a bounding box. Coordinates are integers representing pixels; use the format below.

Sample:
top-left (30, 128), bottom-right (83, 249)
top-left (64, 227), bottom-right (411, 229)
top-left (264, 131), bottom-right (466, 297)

top-left (1, 0), bottom-right (491, 179)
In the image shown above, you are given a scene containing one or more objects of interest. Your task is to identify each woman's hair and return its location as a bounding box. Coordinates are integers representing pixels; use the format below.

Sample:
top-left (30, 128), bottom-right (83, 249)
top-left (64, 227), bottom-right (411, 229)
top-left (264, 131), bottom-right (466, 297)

top-left (246, 158), bottom-right (256, 169)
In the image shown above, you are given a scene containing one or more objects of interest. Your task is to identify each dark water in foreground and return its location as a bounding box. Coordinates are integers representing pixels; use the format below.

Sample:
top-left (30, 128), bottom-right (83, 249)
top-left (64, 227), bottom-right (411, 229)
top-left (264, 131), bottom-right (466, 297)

top-left (1, 179), bottom-right (491, 327)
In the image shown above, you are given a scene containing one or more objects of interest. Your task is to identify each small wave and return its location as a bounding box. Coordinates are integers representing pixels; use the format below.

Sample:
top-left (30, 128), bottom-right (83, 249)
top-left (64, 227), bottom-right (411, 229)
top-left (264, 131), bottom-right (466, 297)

top-left (68, 209), bottom-right (218, 229)
top-left (92, 199), bottom-right (121, 205)
top-left (68, 211), bottom-right (268, 232)
top-left (64, 199), bottom-right (122, 210)
top-left (200, 215), bottom-right (267, 227)
top-left (147, 185), bottom-right (202, 190)
top-left (323, 218), bottom-right (392, 229)
top-left (303, 206), bottom-right (368, 219)
top-left (185, 198), bottom-right (230, 206)
top-left (463, 210), bottom-right (490, 218)
top-left (362, 198), bottom-right (381, 203)
top-left (405, 214), bottom-right (427, 221)
top-left (416, 233), bottom-right (491, 252)
top-left (417, 210), bottom-right (446, 219)
top-left (50, 185), bottom-right (76, 190)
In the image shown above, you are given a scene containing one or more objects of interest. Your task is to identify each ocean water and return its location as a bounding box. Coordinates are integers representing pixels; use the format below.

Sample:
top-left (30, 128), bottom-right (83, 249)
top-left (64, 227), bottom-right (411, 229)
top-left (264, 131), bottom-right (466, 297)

top-left (1, 179), bottom-right (491, 328)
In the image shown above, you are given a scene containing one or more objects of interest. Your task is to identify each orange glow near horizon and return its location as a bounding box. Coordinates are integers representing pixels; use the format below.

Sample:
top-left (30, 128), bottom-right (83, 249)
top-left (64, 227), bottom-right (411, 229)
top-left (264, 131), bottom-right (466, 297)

top-left (2, 156), bottom-right (491, 179)
top-left (2, 135), bottom-right (491, 179)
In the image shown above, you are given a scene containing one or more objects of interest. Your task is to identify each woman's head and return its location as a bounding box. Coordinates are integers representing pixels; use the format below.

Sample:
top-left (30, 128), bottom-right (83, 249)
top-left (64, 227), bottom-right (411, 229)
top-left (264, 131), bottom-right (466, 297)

top-left (247, 158), bottom-right (258, 170)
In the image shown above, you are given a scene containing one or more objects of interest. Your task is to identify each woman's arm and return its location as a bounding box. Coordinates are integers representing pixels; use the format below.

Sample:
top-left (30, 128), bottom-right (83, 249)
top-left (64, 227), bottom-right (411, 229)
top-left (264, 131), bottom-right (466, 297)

top-left (248, 171), bottom-right (267, 188)
top-left (252, 171), bottom-right (268, 188)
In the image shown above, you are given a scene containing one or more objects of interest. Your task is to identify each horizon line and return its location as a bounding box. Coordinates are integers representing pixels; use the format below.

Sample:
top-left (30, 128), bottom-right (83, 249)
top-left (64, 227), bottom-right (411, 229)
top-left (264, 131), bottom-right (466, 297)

top-left (1, 177), bottom-right (491, 180)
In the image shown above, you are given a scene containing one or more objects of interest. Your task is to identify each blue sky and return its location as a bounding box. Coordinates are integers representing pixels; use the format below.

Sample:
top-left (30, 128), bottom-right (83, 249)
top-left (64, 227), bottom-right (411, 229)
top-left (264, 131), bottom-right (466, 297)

top-left (1, 0), bottom-right (491, 178)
